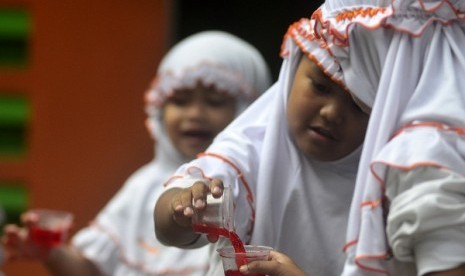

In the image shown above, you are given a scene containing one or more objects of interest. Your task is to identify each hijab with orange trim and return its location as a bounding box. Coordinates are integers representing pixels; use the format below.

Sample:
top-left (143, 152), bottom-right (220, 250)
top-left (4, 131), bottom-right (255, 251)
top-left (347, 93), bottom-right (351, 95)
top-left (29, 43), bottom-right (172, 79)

top-left (164, 15), bottom-right (367, 276)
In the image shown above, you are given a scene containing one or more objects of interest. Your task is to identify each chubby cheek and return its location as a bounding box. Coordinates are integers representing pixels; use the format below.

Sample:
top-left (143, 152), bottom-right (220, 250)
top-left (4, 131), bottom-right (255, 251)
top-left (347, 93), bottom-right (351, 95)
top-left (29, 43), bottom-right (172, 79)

top-left (207, 110), bottom-right (236, 136)
top-left (287, 97), bottom-right (310, 132)
top-left (286, 106), bottom-right (296, 135)
top-left (163, 109), bottom-right (179, 134)
top-left (286, 103), bottom-right (305, 146)
top-left (349, 126), bottom-right (367, 150)
top-left (340, 120), bottom-right (367, 157)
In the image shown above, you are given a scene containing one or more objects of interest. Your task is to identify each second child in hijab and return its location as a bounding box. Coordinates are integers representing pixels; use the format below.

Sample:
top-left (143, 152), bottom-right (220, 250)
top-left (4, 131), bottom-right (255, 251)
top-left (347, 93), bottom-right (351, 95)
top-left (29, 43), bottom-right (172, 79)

top-left (2, 31), bottom-right (271, 276)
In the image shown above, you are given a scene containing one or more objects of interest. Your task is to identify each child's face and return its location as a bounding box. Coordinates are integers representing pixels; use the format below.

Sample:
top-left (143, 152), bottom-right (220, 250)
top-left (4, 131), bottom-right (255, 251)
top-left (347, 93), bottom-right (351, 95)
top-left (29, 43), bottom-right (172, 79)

top-left (163, 85), bottom-right (237, 159)
top-left (287, 55), bottom-right (369, 161)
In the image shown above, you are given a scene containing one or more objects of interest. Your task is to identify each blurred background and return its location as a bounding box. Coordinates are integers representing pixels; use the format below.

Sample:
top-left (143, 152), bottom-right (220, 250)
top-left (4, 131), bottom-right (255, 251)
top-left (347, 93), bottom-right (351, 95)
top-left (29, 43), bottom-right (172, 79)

top-left (0, 0), bottom-right (322, 274)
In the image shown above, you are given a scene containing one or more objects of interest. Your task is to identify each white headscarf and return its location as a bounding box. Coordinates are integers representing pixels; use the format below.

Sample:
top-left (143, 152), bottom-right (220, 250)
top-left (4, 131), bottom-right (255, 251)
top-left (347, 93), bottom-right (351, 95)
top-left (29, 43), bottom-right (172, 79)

top-left (144, 31), bottom-right (272, 167)
top-left (165, 20), bottom-right (364, 275)
top-left (72, 31), bottom-right (272, 275)
top-left (303, 1), bottom-right (465, 274)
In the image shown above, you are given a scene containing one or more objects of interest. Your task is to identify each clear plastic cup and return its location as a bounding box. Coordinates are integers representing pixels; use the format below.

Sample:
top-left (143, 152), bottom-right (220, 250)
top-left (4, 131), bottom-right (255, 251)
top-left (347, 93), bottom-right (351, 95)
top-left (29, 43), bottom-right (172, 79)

top-left (217, 245), bottom-right (272, 276)
top-left (28, 209), bottom-right (74, 248)
top-left (192, 186), bottom-right (234, 233)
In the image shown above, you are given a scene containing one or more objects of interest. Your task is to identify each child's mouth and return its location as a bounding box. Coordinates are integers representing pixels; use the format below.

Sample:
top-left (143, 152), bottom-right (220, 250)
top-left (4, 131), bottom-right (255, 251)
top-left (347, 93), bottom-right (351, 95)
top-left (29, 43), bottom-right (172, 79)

top-left (182, 130), bottom-right (213, 143)
top-left (309, 126), bottom-right (337, 141)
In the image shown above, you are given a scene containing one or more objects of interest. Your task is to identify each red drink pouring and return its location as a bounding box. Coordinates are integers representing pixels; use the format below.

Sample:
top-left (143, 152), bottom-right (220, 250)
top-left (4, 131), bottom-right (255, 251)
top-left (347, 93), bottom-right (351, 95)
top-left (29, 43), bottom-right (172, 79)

top-left (192, 223), bottom-right (245, 253)
top-left (192, 187), bottom-right (271, 276)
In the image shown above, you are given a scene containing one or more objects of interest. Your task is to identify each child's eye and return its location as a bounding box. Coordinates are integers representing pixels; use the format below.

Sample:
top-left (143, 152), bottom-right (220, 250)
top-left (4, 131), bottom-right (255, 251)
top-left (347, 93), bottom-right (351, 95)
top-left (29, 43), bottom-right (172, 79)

top-left (206, 94), bottom-right (230, 106)
top-left (207, 98), bottom-right (228, 106)
top-left (168, 95), bottom-right (190, 106)
top-left (311, 79), bottom-right (330, 94)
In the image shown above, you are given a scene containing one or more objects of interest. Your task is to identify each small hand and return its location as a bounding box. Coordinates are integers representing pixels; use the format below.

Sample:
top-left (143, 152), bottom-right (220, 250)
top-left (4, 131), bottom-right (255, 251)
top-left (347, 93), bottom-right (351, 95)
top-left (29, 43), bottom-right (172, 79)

top-left (170, 180), bottom-right (215, 228)
top-left (2, 212), bottom-right (51, 261)
top-left (170, 179), bottom-right (225, 243)
top-left (239, 250), bottom-right (307, 276)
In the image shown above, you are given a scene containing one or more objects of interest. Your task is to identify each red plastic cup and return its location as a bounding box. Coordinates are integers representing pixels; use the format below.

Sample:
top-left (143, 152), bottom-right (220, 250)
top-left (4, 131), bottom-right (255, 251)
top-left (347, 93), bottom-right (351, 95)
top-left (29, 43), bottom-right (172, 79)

top-left (217, 245), bottom-right (272, 276)
top-left (192, 186), bottom-right (233, 232)
top-left (29, 209), bottom-right (73, 248)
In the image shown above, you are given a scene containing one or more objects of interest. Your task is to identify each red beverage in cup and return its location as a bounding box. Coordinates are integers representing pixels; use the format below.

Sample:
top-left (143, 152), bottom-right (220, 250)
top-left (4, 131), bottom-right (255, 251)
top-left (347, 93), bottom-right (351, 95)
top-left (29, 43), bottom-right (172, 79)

top-left (225, 270), bottom-right (265, 276)
top-left (218, 245), bottom-right (272, 276)
top-left (29, 225), bottom-right (69, 248)
top-left (28, 209), bottom-right (73, 248)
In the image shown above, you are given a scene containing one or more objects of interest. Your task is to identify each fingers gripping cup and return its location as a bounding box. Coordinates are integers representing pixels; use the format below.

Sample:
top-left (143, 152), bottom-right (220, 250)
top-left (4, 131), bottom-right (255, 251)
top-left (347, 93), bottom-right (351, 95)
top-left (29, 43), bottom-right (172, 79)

top-left (217, 245), bottom-right (272, 276)
top-left (29, 209), bottom-right (74, 248)
top-left (192, 186), bottom-right (233, 234)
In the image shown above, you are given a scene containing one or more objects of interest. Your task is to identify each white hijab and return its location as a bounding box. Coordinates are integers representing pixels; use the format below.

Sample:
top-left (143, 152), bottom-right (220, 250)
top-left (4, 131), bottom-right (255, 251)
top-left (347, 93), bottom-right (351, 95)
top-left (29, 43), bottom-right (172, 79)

top-left (72, 31), bottom-right (271, 275)
top-left (145, 30), bottom-right (272, 167)
top-left (166, 21), bottom-right (364, 275)
top-left (303, 1), bottom-right (465, 274)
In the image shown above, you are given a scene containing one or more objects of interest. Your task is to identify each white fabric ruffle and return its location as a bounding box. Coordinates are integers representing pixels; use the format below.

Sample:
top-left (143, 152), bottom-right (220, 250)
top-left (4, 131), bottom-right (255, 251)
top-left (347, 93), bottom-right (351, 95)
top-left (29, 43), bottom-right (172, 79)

top-left (304, 0), bottom-right (465, 275)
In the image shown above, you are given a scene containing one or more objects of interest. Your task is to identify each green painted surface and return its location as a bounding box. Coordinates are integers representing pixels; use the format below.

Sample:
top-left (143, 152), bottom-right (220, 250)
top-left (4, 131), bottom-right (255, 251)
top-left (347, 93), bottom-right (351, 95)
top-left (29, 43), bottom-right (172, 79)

top-left (0, 184), bottom-right (28, 228)
top-left (0, 8), bottom-right (30, 66)
top-left (0, 95), bottom-right (30, 156)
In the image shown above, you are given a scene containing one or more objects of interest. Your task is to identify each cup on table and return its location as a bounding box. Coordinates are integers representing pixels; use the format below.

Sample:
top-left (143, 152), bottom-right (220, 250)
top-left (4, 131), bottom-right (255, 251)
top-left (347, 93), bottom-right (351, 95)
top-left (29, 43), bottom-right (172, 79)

top-left (28, 209), bottom-right (74, 248)
top-left (192, 186), bottom-right (234, 233)
top-left (217, 245), bottom-right (272, 276)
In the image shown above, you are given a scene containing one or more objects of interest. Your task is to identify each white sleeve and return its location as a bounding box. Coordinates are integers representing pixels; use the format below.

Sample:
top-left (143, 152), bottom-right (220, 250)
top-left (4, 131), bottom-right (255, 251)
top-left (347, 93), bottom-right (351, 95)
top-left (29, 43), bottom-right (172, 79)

top-left (71, 171), bottom-right (142, 275)
top-left (385, 167), bottom-right (465, 275)
top-left (71, 183), bottom-right (134, 276)
top-left (165, 154), bottom-right (256, 244)
top-left (71, 222), bottom-right (119, 276)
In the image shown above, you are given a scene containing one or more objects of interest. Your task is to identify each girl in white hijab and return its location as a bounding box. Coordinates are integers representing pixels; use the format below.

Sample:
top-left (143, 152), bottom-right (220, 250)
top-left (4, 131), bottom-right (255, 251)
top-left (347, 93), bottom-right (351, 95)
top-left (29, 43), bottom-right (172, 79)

top-left (2, 31), bottom-right (271, 275)
top-left (154, 12), bottom-right (370, 276)
top-left (244, 1), bottom-right (465, 275)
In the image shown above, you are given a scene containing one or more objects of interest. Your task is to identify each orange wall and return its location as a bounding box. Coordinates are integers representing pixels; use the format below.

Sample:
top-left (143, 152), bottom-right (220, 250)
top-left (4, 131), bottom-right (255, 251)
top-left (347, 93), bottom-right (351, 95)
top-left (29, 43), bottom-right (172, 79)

top-left (2, 0), bottom-right (169, 275)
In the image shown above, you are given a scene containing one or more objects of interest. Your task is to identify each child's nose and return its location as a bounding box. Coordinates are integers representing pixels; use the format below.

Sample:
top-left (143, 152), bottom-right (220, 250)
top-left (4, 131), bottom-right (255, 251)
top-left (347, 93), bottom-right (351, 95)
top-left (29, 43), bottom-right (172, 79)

top-left (185, 102), bottom-right (205, 119)
top-left (320, 101), bottom-right (343, 124)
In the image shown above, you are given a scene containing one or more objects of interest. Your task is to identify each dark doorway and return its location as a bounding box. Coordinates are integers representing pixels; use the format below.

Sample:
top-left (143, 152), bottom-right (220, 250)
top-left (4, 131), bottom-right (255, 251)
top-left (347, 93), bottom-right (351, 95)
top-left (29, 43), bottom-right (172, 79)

top-left (172, 0), bottom-right (324, 80)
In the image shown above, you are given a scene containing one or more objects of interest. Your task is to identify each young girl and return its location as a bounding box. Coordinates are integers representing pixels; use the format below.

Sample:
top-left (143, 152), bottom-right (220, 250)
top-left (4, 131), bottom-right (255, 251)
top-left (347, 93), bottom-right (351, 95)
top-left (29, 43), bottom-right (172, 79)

top-left (2, 31), bottom-right (271, 275)
top-left (321, 1), bottom-right (465, 275)
top-left (243, 0), bottom-right (465, 275)
top-left (154, 12), bottom-right (370, 276)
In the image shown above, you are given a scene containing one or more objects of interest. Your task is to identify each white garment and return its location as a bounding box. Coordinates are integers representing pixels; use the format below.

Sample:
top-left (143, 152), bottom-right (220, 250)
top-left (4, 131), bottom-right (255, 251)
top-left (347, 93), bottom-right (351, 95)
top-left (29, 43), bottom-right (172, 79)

top-left (72, 161), bottom-right (209, 276)
top-left (164, 22), bottom-right (364, 275)
top-left (72, 31), bottom-right (271, 275)
top-left (302, 1), bottom-right (465, 275)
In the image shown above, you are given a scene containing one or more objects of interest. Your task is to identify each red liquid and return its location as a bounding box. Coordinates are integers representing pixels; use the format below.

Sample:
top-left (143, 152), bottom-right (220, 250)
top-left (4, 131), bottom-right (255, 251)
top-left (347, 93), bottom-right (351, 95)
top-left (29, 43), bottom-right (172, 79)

top-left (193, 223), bottom-right (247, 267)
top-left (225, 270), bottom-right (265, 276)
top-left (30, 226), bottom-right (68, 248)
top-left (193, 224), bottom-right (245, 253)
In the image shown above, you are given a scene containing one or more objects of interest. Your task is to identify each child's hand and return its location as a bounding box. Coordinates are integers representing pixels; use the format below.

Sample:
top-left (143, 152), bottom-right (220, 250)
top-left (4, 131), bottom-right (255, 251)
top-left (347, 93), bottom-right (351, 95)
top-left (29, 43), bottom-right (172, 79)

top-left (170, 179), bottom-right (225, 242)
top-left (2, 212), bottom-right (51, 261)
top-left (239, 250), bottom-right (306, 276)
